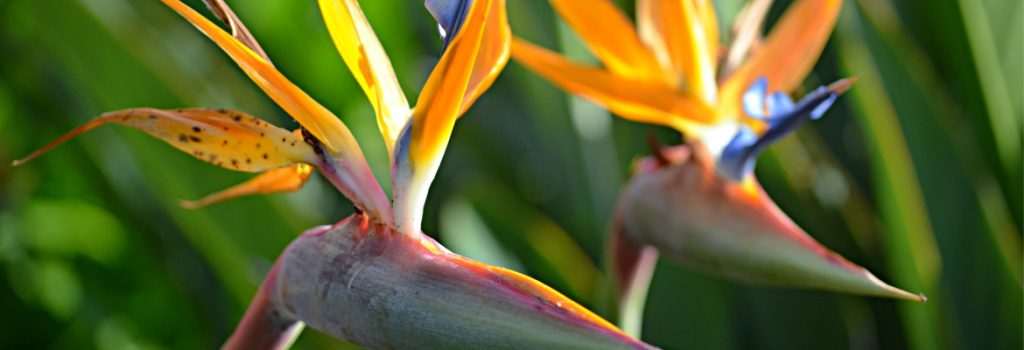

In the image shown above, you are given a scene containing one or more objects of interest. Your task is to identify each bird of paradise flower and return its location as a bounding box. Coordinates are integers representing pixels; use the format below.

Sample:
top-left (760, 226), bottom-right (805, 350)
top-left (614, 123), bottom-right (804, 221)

top-left (511, 0), bottom-right (924, 334)
top-left (14, 0), bottom-right (653, 348)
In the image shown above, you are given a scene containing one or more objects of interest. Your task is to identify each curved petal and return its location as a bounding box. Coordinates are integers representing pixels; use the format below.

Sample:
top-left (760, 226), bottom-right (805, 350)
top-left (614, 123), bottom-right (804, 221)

top-left (426, 0), bottom-right (510, 117)
top-left (720, 0), bottom-right (842, 117)
top-left (458, 0), bottom-right (510, 117)
top-left (181, 163), bottom-right (314, 209)
top-left (318, 0), bottom-right (411, 153)
top-left (511, 38), bottom-right (714, 129)
top-left (636, 0), bottom-right (718, 103)
top-left (161, 0), bottom-right (354, 154)
top-left (14, 108), bottom-right (316, 170)
top-left (161, 0), bottom-right (390, 220)
top-left (392, 0), bottom-right (495, 236)
top-left (548, 0), bottom-right (665, 83)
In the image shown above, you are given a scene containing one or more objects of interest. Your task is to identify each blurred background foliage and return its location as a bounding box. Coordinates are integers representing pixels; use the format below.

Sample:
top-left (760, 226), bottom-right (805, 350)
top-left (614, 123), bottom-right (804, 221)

top-left (0, 0), bottom-right (1020, 349)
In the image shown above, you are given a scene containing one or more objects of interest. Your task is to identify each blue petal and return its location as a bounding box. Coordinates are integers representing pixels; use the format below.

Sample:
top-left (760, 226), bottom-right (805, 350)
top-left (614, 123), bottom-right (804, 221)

top-left (718, 126), bottom-right (759, 181)
top-left (742, 77), bottom-right (769, 119)
top-left (766, 92), bottom-right (795, 119)
top-left (425, 0), bottom-right (473, 51)
top-left (717, 78), bottom-right (848, 181)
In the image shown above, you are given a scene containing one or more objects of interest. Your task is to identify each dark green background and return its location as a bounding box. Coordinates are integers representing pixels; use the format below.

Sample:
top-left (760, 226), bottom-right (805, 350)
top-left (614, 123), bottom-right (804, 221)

top-left (0, 0), bottom-right (1020, 349)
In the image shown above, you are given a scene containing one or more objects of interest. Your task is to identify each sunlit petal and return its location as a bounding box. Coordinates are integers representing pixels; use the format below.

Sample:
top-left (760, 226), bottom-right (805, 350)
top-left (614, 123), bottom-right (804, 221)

top-left (14, 108), bottom-right (316, 170)
top-left (161, 0), bottom-right (354, 154)
top-left (162, 0), bottom-right (390, 219)
top-left (511, 38), bottom-right (714, 130)
top-left (458, 0), bottom-right (510, 116)
top-left (392, 0), bottom-right (495, 236)
top-left (318, 0), bottom-right (411, 152)
top-left (427, 0), bottom-right (511, 116)
top-left (548, 0), bottom-right (665, 83)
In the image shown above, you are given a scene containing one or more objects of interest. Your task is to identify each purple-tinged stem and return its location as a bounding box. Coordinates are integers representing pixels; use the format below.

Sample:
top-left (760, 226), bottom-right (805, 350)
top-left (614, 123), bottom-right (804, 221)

top-left (222, 261), bottom-right (304, 350)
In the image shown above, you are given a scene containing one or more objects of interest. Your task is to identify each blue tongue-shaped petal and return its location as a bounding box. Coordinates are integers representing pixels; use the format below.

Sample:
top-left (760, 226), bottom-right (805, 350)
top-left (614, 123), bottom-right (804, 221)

top-left (718, 77), bottom-right (855, 181)
top-left (425, 0), bottom-right (473, 51)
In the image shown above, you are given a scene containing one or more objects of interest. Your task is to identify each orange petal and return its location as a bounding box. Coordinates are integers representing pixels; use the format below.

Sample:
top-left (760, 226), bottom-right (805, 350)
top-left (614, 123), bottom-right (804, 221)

top-left (180, 163), bottom-right (314, 209)
top-left (511, 38), bottom-right (713, 130)
top-left (201, 0), bottom-right (271, 61)
top-left (409, 0), bottom-right (492, 166)
top-left (161, 0), bottom-right (356, 154)
top-left (548, 0), bottom-right (665, 83)
top-left (720, 0), bottom-right (842, 117)
top-left (390, 0), bottom-right (494, 236)
top-left (13, 108), bottom-right (316, 171)
top-left (636, 0), bottom-right (718, 103)
top-left (318, 0), bottom-right (411, 152)
top-left (457, 0), bottom-right (510, 117)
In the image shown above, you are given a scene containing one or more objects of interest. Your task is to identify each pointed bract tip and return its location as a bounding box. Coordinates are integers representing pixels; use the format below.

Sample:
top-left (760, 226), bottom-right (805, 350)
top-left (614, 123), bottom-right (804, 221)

top-left (828, 77), bottom-right (858, 94)
top-left (862, 271), bottom-right (927, 302)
